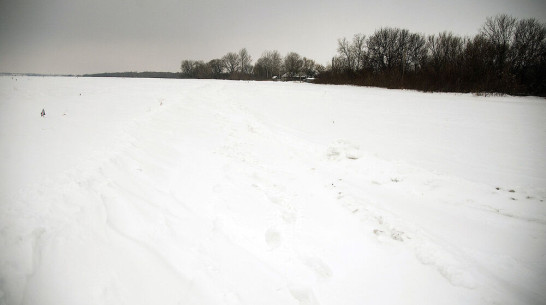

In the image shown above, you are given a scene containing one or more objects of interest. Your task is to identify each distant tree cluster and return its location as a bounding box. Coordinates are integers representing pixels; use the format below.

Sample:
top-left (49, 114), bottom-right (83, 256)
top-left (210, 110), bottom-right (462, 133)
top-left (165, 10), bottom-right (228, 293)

top-left (180, 48), bottom-right (323, 81)
top-left (319, 14), bottom-right (546, 96)
top-left (180, 15), bottom-right (545, 96)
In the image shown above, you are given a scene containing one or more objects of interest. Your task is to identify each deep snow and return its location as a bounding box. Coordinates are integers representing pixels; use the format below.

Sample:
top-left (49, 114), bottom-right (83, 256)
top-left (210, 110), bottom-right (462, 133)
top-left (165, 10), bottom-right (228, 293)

top-left (0, 76), bottom-right (545, 305)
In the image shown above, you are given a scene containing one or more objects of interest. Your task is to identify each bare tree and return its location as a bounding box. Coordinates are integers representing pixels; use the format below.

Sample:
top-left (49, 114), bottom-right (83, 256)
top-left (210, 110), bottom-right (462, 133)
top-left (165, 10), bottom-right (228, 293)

top-left (180, 60), bottom-right (210, 78)
top-left (329, 56), bottom-right (345, 73)
top-left (367, 27), bottom-right (400, 72)
top-left (480, 14), bottom-right (517, 70)
top-left (366, 27), bottom-right (425, 75)
top-left (396, 28), bottom-right (410, 72)
top-left (283, 52), bottom-right (304, 77)
top-left (427, 32), bottom-right (464, 72)
top-left (255, 50), bottom-right (282, 79)
top-left (404, 32), bottom-right (427, 72)
top-left (180, 60), bottom-right (194, 77)
top-left (254, 56), bottom-right (269, 79)
top-left (302, 57), bottom-right (316, 77)
top-left (314, 64), bottom-right (326, 75)
top-left (208, 59), bottom-right (225, 78)
top-left (337, 37), bottom-right (355, 71)
top-left (194, 61), bottom-right (211, 78)
top-left (511, 18), bottom-right (546, 72)
top-left (222, 52), bottom-right (240, 74)
top-left (352, 33), bottom-right (367, 71)
top-left (238, 48), bottom-right (252, 74)
top-left (462, 35), bottom-right (495, 87)
top-left (336, 34), bottom-right (366, 72)
top-left (269, 50), bottom-right (283, 77)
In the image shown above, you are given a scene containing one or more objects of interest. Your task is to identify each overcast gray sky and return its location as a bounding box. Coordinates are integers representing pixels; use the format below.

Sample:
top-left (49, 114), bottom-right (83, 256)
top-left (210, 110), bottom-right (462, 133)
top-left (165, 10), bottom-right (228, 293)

top-left (1, 0), bottom-right (544, 74)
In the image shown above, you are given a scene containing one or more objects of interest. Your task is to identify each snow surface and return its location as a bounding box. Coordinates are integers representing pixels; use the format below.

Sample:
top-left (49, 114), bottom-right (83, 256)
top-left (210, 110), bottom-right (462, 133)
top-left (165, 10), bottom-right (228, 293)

top-left (1, 76), bottom-right (545, 305)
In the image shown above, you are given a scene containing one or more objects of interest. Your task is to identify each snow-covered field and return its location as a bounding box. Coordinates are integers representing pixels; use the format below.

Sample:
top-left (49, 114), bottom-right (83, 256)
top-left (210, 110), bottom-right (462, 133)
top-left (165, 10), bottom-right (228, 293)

top-left (1, 76), bottom-right (545, 305)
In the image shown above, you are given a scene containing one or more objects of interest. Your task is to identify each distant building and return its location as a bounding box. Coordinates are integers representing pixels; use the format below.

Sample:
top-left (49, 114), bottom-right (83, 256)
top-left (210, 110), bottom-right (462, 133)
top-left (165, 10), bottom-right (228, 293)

top-left (281, 72), bottom-right (308, 82)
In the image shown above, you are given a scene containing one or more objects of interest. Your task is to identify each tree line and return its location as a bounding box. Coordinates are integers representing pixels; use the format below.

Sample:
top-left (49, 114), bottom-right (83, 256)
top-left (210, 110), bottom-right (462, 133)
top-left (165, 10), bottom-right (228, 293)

top-left (180, 14), bottom-right (545, 96)
top-left (320, 14), bottom-right (546, 96)
top-left (180, 48), bottom-right (324, 80)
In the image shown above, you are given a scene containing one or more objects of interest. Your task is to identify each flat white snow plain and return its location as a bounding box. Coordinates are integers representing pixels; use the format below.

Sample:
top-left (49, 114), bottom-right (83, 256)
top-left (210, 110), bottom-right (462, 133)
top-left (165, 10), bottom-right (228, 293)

top-left (1, 76), bottom-right (545, 305)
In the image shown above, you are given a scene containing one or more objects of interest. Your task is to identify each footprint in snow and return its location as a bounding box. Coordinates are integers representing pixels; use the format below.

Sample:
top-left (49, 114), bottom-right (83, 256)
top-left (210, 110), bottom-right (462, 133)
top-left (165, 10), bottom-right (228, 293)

top-left (288, 285), bottom-right (320, 305)
top-left (265, 228), bottom-right (281, 249)
top-left (326, 139), bottom-right (362, 160)
top-left (303, 257), bottom-right (333, 280)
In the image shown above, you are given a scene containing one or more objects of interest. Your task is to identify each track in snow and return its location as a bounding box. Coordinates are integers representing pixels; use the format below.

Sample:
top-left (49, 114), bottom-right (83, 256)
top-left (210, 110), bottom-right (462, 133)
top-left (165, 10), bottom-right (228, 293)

top-left (1, 77), bottom-right (545, 305)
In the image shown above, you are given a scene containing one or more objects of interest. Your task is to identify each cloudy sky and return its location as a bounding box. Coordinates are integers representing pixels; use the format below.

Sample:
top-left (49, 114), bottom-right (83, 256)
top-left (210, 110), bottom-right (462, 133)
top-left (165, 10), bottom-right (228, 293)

top-left (1, 0), bottom-right (545, 74)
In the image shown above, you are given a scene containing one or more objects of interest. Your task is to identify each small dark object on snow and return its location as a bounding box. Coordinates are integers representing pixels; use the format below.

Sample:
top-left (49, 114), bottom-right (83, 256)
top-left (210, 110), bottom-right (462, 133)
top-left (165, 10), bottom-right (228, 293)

top-left (41, 109), bottom-right (46, 117)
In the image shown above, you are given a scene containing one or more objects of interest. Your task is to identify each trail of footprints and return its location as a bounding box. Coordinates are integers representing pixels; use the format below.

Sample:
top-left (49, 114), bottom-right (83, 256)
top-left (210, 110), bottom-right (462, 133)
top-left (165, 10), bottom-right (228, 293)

top-left (252, 173), bottom-right (332, 305)
top-left (326, 140), bottom-right (478, 289)
top-left (216, 107), bottom-right (332, 304)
